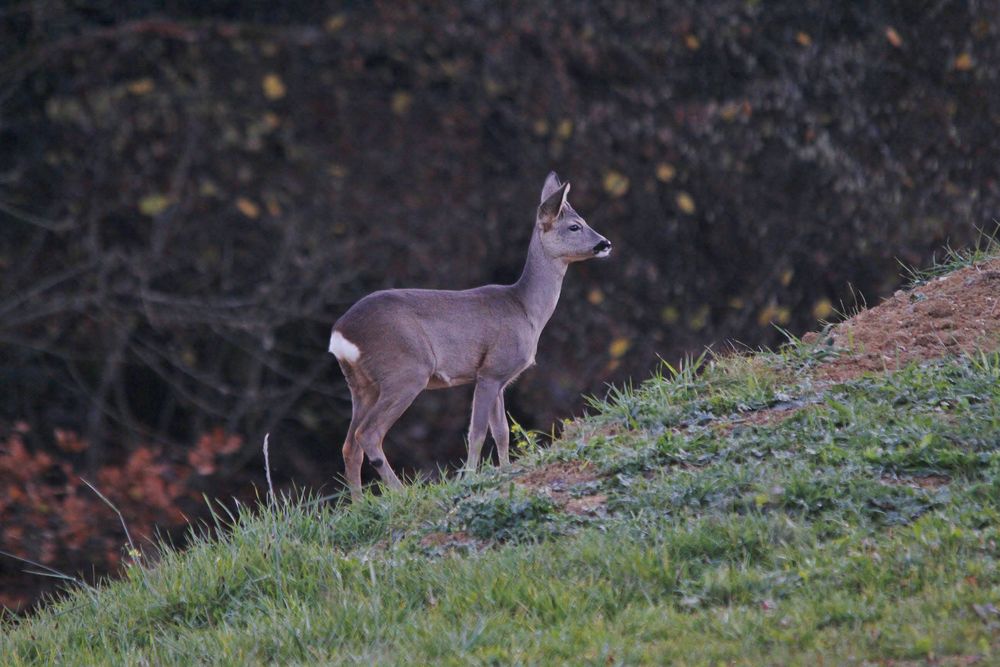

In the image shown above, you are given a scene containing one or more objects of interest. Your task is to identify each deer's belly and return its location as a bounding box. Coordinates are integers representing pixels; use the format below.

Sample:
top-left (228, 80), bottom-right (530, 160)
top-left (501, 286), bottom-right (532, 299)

top-left (426, 371), bottom-right (474, 390)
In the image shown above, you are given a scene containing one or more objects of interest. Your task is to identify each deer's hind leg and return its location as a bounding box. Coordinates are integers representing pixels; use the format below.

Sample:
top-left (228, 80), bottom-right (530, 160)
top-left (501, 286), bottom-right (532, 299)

top-left (342, 389), bottom-right (372, 502)
top-left (352, 372), bottom-right (428, 492)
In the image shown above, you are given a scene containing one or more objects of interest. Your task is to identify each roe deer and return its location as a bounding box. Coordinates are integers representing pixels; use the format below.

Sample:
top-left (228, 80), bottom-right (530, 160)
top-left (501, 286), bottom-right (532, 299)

top-left (329, 172), bottom-right (611, 500)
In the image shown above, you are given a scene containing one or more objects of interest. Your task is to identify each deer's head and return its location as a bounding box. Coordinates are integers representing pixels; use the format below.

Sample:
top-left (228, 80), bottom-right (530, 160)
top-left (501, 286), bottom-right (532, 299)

top-left (536, 172), bottom-right (612, 263)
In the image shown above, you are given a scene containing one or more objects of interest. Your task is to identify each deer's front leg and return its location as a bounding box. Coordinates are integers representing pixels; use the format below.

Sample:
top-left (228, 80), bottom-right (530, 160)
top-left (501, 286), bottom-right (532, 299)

top-left (465, 378), bottom-right (501, 473)
top-left (488, 392), bottom-right (511, 468)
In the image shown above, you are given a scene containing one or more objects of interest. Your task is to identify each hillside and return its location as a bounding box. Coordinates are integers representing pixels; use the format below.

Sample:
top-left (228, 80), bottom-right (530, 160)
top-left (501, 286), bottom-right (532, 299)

top-left (2, 249), bottom-right (1000, 664)
top-left (4, 1), bottom-right (999, 524)
top-left (5, 3), bottom-right (1000, 611)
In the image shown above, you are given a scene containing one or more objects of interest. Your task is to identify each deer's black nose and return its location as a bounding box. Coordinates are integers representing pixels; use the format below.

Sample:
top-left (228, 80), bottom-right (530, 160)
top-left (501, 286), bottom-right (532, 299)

top-left (593, 240), bottom-right (612, 255)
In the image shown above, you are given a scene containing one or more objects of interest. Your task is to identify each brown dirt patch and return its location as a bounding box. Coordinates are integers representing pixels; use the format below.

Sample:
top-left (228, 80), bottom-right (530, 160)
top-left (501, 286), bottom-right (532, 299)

top-left (736, 404), bottom-right (805, 428)
top-left (885, 654), bottom-right (984, 666)
top-left (816, 258), bottom-right (1000, 381)
top-left (563, 494), bottom-right (609, 516)
top-left (517, 460), bottom-right (600, 489)
top-left (713, 399), bottom-right (820, 437)
top-left (515, 460), bottom-right (607, 516)
top-left (880, 473), bottom-right (951, 489)
top-left (559, 418), bottom-right (627, 446)
top-left (419, 530), bottom-right (482, 550)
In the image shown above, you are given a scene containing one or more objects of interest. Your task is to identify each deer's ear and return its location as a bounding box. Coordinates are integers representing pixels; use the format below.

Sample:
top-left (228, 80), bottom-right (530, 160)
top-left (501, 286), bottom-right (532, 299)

top-left (540, 171), bottom-right (563, 203)
top-left (537, 181), bottom-right (570, 229)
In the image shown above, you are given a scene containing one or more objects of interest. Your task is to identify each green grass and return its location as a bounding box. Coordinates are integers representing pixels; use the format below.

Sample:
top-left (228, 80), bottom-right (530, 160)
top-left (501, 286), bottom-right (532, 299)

top-left (898, 224), bottom-right (1000, 286)
top-left (3, 328), bottom-right (1000, 663)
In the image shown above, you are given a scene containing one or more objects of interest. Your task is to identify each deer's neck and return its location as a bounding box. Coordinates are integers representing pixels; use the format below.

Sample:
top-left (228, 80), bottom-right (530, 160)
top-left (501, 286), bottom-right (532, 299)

top-left (512, 229), bottom-right (567, 331)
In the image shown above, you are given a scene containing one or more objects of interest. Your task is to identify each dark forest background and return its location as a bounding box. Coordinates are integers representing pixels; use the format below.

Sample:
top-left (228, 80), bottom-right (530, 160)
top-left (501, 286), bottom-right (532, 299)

top-left (2, 0), bottom-right (998, 610)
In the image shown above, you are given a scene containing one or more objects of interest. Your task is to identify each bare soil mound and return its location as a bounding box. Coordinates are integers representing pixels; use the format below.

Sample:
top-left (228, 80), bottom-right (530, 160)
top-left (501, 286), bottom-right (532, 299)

top-left (813, 258), bottom-right (1000, 381)
top-left (515, 461), bottom-right (607, 516)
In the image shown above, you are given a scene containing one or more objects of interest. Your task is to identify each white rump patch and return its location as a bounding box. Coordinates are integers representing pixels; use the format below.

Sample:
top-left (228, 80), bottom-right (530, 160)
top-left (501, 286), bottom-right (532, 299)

top-left (328, 330), bottom-right (361, 363)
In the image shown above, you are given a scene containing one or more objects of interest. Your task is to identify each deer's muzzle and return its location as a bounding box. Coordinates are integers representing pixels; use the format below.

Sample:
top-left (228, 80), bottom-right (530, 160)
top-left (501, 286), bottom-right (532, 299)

top-left (593, 240), bottom-right (612, 257)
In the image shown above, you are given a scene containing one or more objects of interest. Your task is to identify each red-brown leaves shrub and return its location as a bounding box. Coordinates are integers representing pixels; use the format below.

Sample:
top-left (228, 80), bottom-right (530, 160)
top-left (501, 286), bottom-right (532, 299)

top-left (187, 428), bottom-right (243, 476)
top-left (0, 424), bottom-right (244, 612)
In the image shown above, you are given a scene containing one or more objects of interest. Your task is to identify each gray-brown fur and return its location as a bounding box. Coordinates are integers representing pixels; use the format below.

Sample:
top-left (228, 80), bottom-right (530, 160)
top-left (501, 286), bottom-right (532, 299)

top-left (329, 172), bottom-right (611, 500)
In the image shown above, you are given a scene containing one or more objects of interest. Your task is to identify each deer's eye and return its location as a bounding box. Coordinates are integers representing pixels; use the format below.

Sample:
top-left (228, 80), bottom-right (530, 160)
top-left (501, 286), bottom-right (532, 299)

top-left (568, 224), bottom-right (581, 232)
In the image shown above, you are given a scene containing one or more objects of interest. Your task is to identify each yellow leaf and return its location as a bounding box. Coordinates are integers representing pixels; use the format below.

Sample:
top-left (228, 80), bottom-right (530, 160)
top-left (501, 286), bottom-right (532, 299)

top-left (603, 170), bottom-right (630, 198)
top-left (757, 305), bottom-right (776, 327)
top-left (556, 119), bottom-right (573, 140)
top-left (236, 197), bottom-right (260, 218)
top-left (780, 269), bottom-right (794, 286)
top-left (127, 78), bottom-right (155, 95)
top-left (138, 194), bottom-right (170, 216)
top-left (199, 180), bottom-right (219, 197)
top-left (483, 77), bottom-right (504, 97)
top-left (953, 53), bottom-right (974, 71)
top-left (391, 91), bottom-right (413, 115)
top-left (609, 337), bottom-right (631, 359)
top-left (684, 34), bottom-right (700, 50)
top-left (688, 305), bottom-right (710, 331)
top-left (728, 297), bottom-right (744, 309)
top-left (796, 31), bottom-right (812, 47)
top-left (532, 118), bottom-right (549, 136)
top-left (324, 14), bottom-right (347, 32)
top-left (587, 288), bottom-right (605, 305)
top-left (757, 304), bottom-right (791, 327)
top-left (655, 163), bottom-right (676, 183)
top-left (660, 306), bottom-right (679, 324)
top-left (262, 73), bottom-right (286, 100)
top-left (884, 26), bottom-right (903, 48)
top-left (440, 59), bottom-right (464, 79)
top-left (812, 298), bottom-right (834, 320)
top-left (676, 192), bottom-right (696, 214)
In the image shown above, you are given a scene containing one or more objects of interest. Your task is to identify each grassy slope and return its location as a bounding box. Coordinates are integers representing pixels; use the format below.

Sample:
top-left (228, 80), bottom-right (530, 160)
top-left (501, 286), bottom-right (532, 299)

top-left (3, 262), bottom-right (1000, 665)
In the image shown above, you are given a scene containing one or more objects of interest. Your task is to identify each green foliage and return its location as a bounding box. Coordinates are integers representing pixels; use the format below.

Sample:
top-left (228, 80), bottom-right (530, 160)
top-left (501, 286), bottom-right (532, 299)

top-left (900, 224), bottom-right (1000, 286)
top-left (5, 3), bottom-right (999, 551)
top-left (6, 1), bottom-right (1000, 611)
top-left (450, 486), bottom-right (560, 541)
top-left (4, 344), bottom-right (1000, 664)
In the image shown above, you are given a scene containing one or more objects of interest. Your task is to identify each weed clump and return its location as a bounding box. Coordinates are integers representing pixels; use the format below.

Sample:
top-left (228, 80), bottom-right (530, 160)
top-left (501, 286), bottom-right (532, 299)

top-left (450, 486), bottom-right (561, 541)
